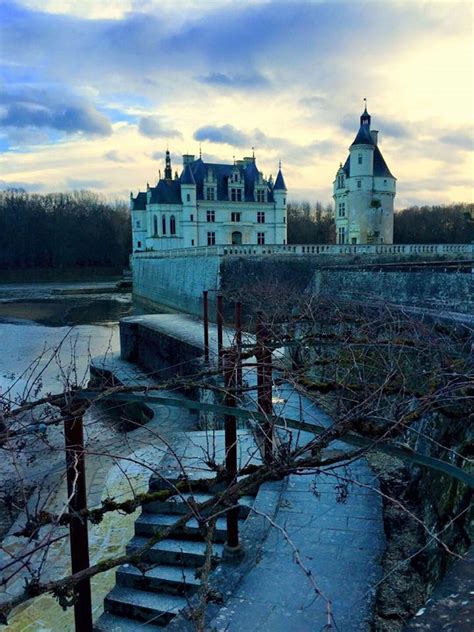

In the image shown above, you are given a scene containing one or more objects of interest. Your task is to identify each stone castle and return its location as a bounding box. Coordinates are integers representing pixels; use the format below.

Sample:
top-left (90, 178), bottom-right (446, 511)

top-left (130, 106), bottom-right (395, 250)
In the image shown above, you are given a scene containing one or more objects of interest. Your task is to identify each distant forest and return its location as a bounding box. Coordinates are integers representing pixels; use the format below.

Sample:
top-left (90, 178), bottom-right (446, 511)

top-left (0, 190), bottom-right (472, 271)
top-left (287, 201), bottom-right (474, 245)
top-left (0, 190), bottom-right (131, 270)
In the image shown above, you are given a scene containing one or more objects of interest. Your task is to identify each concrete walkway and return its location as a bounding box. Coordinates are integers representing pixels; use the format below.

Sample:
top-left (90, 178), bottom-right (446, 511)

top-left (119, 313), bottom-right (387, 631)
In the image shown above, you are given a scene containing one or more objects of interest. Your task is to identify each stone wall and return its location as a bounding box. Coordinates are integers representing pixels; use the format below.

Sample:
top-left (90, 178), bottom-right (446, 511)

top-left (132, 253), bottom-right (220, 317)
top-left (132, 250), bottom-right (473, 317)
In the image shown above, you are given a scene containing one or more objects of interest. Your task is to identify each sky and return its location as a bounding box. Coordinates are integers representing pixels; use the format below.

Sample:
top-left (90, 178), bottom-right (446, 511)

top-left (0, 0), bottom-right (473, 207)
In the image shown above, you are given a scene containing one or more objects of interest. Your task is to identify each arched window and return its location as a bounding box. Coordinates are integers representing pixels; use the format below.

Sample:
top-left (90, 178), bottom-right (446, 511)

top-left (170, 215), bottom-right (176, 235)
top-left (153, 215), bottom-right (158, 235)
top-left (162, 215), bottom-right (166, 235)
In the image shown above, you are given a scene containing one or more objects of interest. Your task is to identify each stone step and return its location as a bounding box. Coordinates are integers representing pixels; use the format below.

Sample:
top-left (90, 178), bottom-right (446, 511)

top-left (143, 492), bottom-right (254, 519)
top-left (104, 586), bottom-right (187, 627)
top-left (116, 563), bottom-right (201, 596)
top-left (95, 611), bottom-right (164, 631)
top-left (135, 512), bottom-right (244, 543)
top-left (127, 535), bottom-right (225, 567)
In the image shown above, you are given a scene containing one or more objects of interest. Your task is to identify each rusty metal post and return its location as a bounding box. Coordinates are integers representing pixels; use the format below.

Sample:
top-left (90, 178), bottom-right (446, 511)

top-left (256, 311), bottom-right (273, 462)
top-left (203, 290), bottom-right (209, 363)
top-left (63, 402), bottom-right (93, 632)
top-left (223, 350), bottom-right (240, 552)
top-left (234, 301), bottom-right (243, 391)
top-left (217, 294), bottom-right (224, 370)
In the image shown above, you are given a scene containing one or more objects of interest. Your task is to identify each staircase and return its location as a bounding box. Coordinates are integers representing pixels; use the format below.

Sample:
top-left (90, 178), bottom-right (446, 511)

top-left (95, 480), bottom-right (256, 630)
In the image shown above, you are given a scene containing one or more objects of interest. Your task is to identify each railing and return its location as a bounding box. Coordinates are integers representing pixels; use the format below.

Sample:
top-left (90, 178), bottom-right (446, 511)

top-left (133, 243), bottom-right (474, 260)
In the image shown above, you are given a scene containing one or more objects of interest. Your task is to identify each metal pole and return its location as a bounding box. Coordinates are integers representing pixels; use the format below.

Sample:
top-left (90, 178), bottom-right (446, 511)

top-left (223, 350), bottom-right (239, 550)
top-left (235, 301), bottom-right (243, 391)
top-left (256, 312), bottom-right (273, 462)
top-left (203, 290), bottom-right (209, 363)
top-left (217, 294), bottom-right (224, 370)
top-left (63, 402), bottom-right (93, 632)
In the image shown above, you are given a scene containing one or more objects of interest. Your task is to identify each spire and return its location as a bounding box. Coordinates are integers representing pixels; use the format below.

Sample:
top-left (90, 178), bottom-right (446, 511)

top-left (360, 98), bottom-right (371, 127)
top-left (199, 143), bottom-right (202, 160)
top-left (164, 149), bottom-right (172, 180)
top-left (181, 162), bottom-right (196, 185)
top-left (274, 165), bottom-right (287, 191)
top-left (252, 146), bottom-right (255, 161)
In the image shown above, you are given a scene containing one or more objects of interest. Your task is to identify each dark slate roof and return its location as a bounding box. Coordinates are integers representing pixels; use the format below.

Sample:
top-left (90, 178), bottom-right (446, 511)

top-left (132, 191), bottom-right (147, 210)
top-left (273, 168), bottom-right (287, 191)
top-left (350, 123), bottom-right (374, 147)
top-left (181, 163), bottom-right (196, 185)
top-left (342, 144), bottom-right (394, 179)
top-left (149, 179), bottom-right (181, 204)
top-left (181, 158), bottom-right (275, 203)
top-left (135, 157), bottom-right (277, 205)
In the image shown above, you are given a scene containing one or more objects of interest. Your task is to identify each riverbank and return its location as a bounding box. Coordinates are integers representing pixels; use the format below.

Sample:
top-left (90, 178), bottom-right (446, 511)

top-left (0, 267), bottom-right (124, 284)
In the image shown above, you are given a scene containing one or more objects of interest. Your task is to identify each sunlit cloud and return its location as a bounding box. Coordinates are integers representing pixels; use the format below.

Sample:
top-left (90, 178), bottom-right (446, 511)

top-left (0, 0), bottom-right (472, 205)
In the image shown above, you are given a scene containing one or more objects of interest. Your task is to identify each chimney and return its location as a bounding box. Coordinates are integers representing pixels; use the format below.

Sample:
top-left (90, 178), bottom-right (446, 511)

top-left (182, 154), bottom-right (195, 166)
top-left (370, 130), bottom-right (379, 146)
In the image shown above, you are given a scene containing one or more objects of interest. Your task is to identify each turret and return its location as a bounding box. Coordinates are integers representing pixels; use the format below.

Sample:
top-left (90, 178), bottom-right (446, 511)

top-left (273, 163), bottom-right (287, 243)
top-left (349, 104), bottom-right (375, 177)
top-left (180, 162), bottom-right (196, 206)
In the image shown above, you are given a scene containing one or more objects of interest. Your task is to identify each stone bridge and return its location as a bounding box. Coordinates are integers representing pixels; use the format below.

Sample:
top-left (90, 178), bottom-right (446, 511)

top-left (131, 243), bottom-right (473, 318)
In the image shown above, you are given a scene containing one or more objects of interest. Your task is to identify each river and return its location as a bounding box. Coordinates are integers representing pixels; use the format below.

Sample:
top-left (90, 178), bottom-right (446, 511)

top-left (0, 281), bottom-right (137, 401)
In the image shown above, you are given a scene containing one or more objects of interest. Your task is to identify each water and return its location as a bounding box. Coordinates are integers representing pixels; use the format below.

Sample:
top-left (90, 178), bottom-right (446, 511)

top-left (0, 282), bottom-right (135, 402)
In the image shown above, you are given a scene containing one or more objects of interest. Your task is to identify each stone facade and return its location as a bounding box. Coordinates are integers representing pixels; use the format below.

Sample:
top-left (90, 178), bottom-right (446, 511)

top-left (130, 152), bottom-right (287, 252)
top-left (333, 106), bottom-right (396, 244)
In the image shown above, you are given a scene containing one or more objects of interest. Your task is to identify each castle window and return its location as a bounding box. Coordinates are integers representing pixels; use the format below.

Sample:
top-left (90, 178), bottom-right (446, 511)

top-left (358, 154), bottom-right (363, 165)
top-left (231, 212), bottom-right (241, 222)
top-left (206, 210), bottom-right (215, 222)
top-left (231, 188), bottom-right (242, 202)
top-left (283, 198), bottom-right (286, 205)
top-left (137, 240), bottom-right (142, 248)
top-left (190, 214), bottom-right (194, 221)
top-left (337, 175), bottom-right (345, 188)
top-left (357, 180), bottom-right (361, 189)
top-left (191, 239), bottom-right (195, 246)
top-left (207, 231), bottom-right (216, 246)
top-left (170, 215), bottom-right (176, 235)
top-left (162, 215), bottom-right (166, 235)
top-left (338, 202), bottom-right (346, 217)
top-left (153, 215), bottom-right (158, 235)
top-left (257, 211), bottom-right (265, 223)
top-left (257, 232), bottom-right (265, 245)
top-left (256, 189), bottom-right (266, 203)
top-left (186, 193), bottom-right (190, 202)
top-left (384, 179), bottom-right (387, 186)
top-left (206, 187), bottom-right (215, 201)
top-left (338, 226), bottom-right (346, 244)
top-left (136, 220), bottom-right (141, 228)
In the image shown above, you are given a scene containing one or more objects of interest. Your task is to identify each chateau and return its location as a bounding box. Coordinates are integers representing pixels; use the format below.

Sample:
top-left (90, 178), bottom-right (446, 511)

top-left (333, 106), bottom-right (396, 244)
top-left (130, 152), bottom-right (287, 252)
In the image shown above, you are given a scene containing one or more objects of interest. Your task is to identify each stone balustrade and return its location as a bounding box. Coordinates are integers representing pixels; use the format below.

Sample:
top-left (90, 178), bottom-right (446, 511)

top-left (133, 243), bottom-right (473, 260)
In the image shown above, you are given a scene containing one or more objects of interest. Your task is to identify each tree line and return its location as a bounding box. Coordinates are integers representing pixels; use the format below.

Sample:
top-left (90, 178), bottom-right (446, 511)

top-left (0, 191), bottom-right (471, 272)
top-left (286, 201), bottom-right (473, 244)
top-left (0, 190), bottom-right (131, 270)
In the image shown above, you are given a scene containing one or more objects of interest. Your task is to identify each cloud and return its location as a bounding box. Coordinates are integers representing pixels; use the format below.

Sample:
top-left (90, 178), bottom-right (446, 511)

top-left (103, 149), bottom-right (134, 163)
top-left (339, 113), bottom-right (410, 139)
top-left (439, 130), bottom-right (474, 151)
top-left (194, 124), bottom-right (249, 147)
top-left (138, 115), bottom-right (181, 138)
top-left (198, 72), bottom-right (270, 90)
top-left (0, 179), bottom-right (44, 192)
top-left (0, 88), bottom-right (112, 137)
top-left (66, 178), bottom-right (105, 189)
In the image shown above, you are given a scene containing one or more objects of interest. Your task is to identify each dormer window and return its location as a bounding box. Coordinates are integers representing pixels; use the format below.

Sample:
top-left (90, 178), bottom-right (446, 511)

top-left (230, 188), bottom-right (242, 202)
top-left (206, 187), bottom-right (215, 200)
top-left (256, 189), bottom-right (266, 203)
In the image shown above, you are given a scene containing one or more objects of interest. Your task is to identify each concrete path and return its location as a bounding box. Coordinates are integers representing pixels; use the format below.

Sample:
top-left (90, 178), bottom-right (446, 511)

top-left (120, 313), bottom-right (387, 631)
